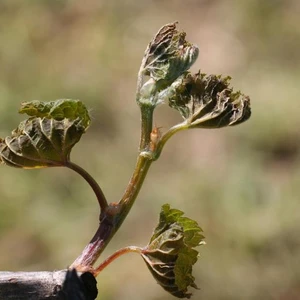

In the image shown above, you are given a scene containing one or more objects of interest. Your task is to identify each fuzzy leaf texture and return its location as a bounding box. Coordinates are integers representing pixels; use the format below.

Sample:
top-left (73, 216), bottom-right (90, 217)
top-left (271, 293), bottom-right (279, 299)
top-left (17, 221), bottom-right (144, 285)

top-left (166, 71), bottom-right (251, 128)
top-left (141, 204), bottom-right (205, 298)
top-left (0, 99), bottom-right (90, 168)
top-left (141, 22), bottom-right (199, 89)
top-left (19, 99), bottom-right (90, 128)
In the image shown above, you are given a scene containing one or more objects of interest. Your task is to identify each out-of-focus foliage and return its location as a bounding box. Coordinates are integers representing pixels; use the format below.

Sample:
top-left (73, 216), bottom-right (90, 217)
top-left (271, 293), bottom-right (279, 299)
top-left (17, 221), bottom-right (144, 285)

top-left (0, 1), bottom-right (300, 300)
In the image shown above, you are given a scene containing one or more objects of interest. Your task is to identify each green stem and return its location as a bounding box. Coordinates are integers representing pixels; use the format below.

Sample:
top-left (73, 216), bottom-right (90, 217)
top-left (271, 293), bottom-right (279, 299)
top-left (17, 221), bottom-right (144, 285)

top-left (70, 151), bottom-right (154, 271)
top-left (69, 114), bottom-right (188, 272)
top-left (93, 246), bottom-right (142, 276)
top-left (117, 153), bottom-right (153, 219)
top-left (139, 105), bottom-right (154, 151)
top-left (153, 121), bottom-right (188, 160)
top-left (70, 104), bottom-right (155, 270)
top-left (70, 110), bottom-right (190, 272)
top-left (65, 161), bottom-right (108, 211)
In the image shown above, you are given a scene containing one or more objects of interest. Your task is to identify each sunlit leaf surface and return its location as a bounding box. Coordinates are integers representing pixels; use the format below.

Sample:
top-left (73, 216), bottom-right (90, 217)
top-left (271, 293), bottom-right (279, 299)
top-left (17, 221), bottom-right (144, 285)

top-left (19, 99), bottom-right (90, 128)
top-left (0, 100), bottom-right (90, 168)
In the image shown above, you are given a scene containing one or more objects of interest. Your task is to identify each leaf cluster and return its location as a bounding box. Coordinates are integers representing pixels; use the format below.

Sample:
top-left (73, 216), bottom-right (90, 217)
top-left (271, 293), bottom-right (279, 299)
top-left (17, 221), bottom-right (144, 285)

top-left (166, 71), bottom-right (251, 128)
top-left (0, 22), bottom-right (252, 299)
top-left (138, 22), bottom-right (251, 136)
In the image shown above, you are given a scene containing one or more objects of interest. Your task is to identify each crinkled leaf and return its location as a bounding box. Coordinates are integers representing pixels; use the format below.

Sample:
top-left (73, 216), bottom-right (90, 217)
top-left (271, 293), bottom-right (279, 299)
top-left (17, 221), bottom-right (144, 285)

top-left (0, 100), bottom-right (90, 168)
top-left (19, 99), bottom-right (90, 128)
top-left (166, 71), bottom-right (251, 128)
top-left (141, 22), bottom-right (199, 88)
top-left (141, 204), bottom-right (205, 298)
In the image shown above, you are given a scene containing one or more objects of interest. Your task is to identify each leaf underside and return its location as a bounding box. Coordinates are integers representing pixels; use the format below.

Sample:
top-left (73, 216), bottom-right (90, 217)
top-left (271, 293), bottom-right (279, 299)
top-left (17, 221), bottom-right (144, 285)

top-left (141, 204), bottom-right (205, 298)
top-left (142, 22), bottom-right (199, 88)
top-left (167, 71), bottom-right (251, 128)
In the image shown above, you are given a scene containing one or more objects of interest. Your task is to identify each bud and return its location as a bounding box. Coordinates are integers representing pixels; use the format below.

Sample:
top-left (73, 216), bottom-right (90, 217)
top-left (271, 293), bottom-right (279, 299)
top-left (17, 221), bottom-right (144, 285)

top-left (140, 23), bottom-right (199, 94)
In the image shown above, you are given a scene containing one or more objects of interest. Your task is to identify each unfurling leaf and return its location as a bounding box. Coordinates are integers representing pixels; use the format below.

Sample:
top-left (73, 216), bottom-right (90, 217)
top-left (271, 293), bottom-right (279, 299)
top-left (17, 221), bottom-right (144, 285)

top-left (140, 22), bottom-right (199, 91)
top-left (141, 204), bottom-right (205, 298)
top-left (0, 99), bottom-right (90, 168)
top-left (166, 71), bottom-right (251, 128)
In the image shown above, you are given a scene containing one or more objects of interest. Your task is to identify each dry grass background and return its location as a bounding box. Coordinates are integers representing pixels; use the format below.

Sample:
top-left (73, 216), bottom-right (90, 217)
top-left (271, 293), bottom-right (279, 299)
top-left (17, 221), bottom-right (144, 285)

top-left (0, 1), bottom-right (300, 299)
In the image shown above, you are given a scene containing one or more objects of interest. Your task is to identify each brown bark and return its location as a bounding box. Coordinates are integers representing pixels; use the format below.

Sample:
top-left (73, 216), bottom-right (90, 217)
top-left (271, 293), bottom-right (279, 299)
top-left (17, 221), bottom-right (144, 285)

top-left (0, 269), bottom-right (97, 300)
top-left (0, 270), bottom-right (67, 300)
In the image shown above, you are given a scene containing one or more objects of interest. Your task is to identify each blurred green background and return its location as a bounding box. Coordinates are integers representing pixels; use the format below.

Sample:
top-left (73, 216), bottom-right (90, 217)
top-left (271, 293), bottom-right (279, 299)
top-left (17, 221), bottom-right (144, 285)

top-left (1, 1), bottom-right (300, 299)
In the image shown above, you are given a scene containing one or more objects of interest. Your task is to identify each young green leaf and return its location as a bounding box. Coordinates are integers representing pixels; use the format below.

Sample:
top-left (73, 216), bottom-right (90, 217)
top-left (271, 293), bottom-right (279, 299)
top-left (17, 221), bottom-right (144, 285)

top-left (139, 22), bottom-right (199, 99)
top-left (19, 99), bottom-right (90, 128)
top-left (141, 204), bottom-right (205, 299)
top-left (0, 99), bottom-right (90, 168)
top-left (166, 71), bottom-right (251, 128)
